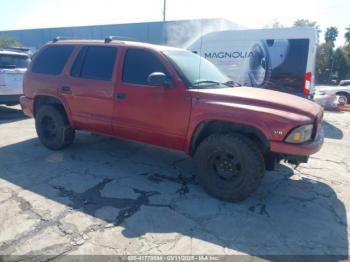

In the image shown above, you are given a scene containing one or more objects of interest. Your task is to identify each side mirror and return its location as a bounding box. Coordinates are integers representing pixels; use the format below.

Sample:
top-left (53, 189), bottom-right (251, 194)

top-left (147, 72), bottom-right (173, 88)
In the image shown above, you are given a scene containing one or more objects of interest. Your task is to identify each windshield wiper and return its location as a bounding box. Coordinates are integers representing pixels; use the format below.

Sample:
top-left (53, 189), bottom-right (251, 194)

top-left (223, 80), bottom-right (241, 87)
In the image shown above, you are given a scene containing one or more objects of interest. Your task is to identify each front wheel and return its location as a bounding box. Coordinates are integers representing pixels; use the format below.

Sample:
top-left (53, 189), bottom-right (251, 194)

top-left (194, 133), bottom-right (265, 202)
top-left (35, 105), bottom-right (75, 150)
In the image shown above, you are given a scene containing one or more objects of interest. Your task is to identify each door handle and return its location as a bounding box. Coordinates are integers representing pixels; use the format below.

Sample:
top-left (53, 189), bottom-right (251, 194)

top-left (115, 92), bottom-right (127, 100)
top-left (60, 85), bottom-right (71, 93)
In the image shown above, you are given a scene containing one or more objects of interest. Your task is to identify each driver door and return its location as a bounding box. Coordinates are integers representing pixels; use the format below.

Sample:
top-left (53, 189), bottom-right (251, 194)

top-left (112, 48), bottom-right (191, 150)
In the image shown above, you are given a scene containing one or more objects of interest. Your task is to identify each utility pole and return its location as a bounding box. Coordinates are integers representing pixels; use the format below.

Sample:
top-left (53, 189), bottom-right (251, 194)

top-left (163, 0), bottom-right (166, 22)
top-left (162, 0), bottom-right (167, 44)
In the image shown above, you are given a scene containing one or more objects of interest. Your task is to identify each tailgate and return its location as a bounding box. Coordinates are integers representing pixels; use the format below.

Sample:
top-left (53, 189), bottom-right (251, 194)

top-left (0, 70), bottom-right (24, 95)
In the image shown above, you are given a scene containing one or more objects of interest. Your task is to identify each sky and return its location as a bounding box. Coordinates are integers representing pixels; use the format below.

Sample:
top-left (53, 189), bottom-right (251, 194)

top-left (0, 0), bottom-right (349, 47)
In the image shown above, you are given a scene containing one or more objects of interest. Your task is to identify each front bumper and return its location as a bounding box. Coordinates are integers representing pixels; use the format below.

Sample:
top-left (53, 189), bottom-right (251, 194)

top-left (20, 96), bottom-right (34, 118)
top-left (0, 94), bottom-right (22, 105)
top-left (270, 128), bottom-right (324, 157)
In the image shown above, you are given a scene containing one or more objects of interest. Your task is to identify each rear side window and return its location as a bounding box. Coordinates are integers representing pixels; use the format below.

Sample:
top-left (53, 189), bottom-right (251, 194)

top-left (32, 45), bottom-right (73, 75)
top-left (71, 46), bottom-right (117, 81)
top-left (122, 49), bottom-right (167, 85)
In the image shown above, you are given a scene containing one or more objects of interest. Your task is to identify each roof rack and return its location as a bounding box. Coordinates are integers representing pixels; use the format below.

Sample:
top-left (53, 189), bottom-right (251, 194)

top-left (104, 36), bottom-right (139, 43)
top-left (0, 47), bottom-right (31, 54)
top-left (51, 36), bottom-right (140, 44)
top-left (52, 36), bottom-right (81, 43)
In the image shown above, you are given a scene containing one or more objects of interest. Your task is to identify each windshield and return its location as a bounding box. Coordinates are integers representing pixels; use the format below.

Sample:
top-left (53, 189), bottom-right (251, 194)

top-left (163, 50), bottom-right (232, 88)
top-left (0, 54), bottom-right (30, 69)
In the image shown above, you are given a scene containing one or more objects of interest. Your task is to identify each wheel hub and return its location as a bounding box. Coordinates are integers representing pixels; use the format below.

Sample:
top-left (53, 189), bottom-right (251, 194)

top-left (41, 116), bottom-right (57, 139)
top-left (338, 95), bottom-right (348, 105)
top-left (212, 152), bottom-right (242, 181)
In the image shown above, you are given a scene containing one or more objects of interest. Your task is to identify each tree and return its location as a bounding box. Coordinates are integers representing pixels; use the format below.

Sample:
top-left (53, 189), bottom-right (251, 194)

top-left (316, 42), bottom-right (334, 83)
top-left (265, 18), bottom-right (284, 29)
top-left (293, 19), bottom-right (319, 29)
top-left (341, 45), bottom-right (350, 76)
top-left (333, 48), bottom-right (350, 81)
top-left (294, 19), bottom-right (321, 43)
top-left (0, 36), bottom-right (20, 48)
top-left (345, 27), bottom-right (350, 46)
top-left (325, 27), bottom-right (339, 46)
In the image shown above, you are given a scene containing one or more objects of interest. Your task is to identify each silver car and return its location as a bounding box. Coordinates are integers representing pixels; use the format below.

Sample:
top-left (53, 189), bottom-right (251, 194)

top-left (0, 49), bottom-right (31, 106)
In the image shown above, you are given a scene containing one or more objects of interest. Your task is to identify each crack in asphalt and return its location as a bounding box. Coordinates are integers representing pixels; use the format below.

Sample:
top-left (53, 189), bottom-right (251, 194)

top-left (248, 172), bottom-right (291, 218)
top-left (140, 172), bottom-right (197, 197)
top-left (0, 207), bottom-right (71, 255)
top-left (0, 177), bottom-right (175, 256)
top-left (53, 178), bottom-right (173, 227)
top-left (0, 157), bottom-right (195, 256)
top-left (137, 157), bottom-right (197, 197)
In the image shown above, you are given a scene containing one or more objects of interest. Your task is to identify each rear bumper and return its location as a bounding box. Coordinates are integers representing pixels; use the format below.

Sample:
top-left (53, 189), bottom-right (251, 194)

top-left (0, 94), bottom-right (21, 105)
top-left (270, 128), bottom-right (324, 157)
top-left (20, 96), bottom-right (34, 118)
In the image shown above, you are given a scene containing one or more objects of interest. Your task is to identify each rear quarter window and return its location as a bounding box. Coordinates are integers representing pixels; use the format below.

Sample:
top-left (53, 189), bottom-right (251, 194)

top-left (32, 45), bottom-right (74, 75)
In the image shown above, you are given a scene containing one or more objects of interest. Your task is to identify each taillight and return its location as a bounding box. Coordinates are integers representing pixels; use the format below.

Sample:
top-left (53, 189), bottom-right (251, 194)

top-left (304, 72), bottom-right (312, 95)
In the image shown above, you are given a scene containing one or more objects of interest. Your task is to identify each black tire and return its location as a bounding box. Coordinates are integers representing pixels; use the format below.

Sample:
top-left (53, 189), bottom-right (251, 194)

top-left (336, 92), bottom-right (350, 105)
top-left (35, 105), bottom-right (75, 150)
top-left (194, 133), bottom-right (265, 202)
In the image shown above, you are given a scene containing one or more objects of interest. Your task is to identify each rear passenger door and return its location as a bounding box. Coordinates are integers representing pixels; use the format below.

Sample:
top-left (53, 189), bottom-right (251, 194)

top-left (61, 45), bottom-right (118, 134)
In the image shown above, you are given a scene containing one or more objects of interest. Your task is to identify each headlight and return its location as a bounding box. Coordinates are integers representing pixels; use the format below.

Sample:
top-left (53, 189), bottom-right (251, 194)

top-left (285, 124), bottom-right (314, 143)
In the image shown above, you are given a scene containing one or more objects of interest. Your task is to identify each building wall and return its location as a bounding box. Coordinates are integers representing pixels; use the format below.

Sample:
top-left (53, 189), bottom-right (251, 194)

top-left (0, 18), bottom-right (241, 50)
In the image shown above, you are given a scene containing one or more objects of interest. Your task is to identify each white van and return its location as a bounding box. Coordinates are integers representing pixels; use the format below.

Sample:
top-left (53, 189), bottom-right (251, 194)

top-left (0, 48), bottom-right (31, 106)
top-left (188, 27), bottom-right (318, 98)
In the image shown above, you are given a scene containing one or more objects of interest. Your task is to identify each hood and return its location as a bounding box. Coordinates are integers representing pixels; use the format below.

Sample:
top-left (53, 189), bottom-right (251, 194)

top-left (189, 87), bottom-right (321, 119)
top-left (316, 85), bottom-right (350, 94)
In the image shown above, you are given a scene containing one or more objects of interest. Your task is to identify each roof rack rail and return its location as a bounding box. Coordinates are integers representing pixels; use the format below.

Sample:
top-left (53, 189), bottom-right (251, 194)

top-left (104, 36), bottom-right (139, 43)
top-left (52, 36), bottom-right (81, 43)
top-left (0, 47), bottom-right (30, 53)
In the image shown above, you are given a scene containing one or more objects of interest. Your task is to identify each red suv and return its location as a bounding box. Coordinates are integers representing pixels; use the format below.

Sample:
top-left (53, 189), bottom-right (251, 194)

top-left (20, 38), bottom-right (324, 202)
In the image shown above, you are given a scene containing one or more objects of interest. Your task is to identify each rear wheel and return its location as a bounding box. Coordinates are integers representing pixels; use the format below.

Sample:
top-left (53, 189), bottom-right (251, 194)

top-left (194, 133), bottom-right (265, 202)
top-left (35, 105), bottom-right (75, 150)
top-left (337, 92), bottom-right (350, 105)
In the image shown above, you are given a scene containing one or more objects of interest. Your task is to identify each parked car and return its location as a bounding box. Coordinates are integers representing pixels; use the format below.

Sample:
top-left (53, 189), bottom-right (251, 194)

top-left (316, 85), bottom-right (350, 105)
top-left (313, 90), bottom-right (339, 110)
top-left (339, 80), bottom-right (350, 87)
top-left (20, 38), bottom-right (324, 202)
top-left (0, 48), bottom-right (31, 106)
